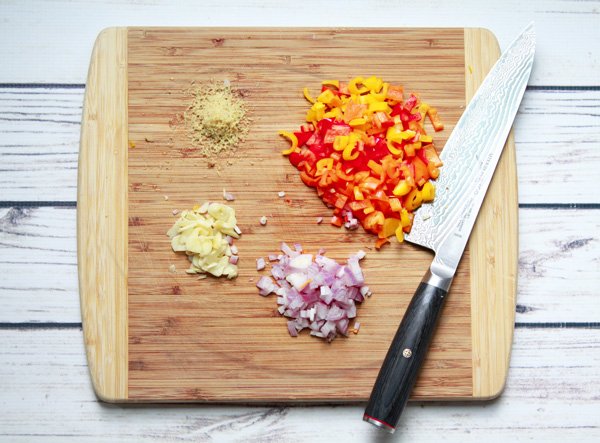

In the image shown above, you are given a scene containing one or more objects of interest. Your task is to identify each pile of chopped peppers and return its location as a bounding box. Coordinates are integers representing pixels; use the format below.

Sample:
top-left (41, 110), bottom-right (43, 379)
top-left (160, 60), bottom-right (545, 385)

top-left (278, 76), bottom-right (444, 248)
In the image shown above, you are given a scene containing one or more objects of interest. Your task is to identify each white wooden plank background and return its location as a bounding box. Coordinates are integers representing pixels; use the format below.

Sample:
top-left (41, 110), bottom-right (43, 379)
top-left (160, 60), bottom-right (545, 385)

top-left (1, 0), bottom-right (599, 86)
top-left (0, 0), bottom-right (599, 441)
top-left (0, 327), bottom-right (598, 442)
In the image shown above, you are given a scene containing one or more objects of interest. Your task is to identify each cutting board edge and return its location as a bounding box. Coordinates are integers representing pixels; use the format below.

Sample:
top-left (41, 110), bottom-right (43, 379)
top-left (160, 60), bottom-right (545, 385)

top-left (465, 28), bottom-right (518, 400)
top-left (77, 26), bottom-right (518, 403)
top-left (78, 26), bottom-right (129, 403)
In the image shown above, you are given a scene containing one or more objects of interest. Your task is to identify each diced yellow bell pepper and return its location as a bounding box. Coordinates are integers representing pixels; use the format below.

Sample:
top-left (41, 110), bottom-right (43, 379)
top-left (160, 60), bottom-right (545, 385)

top-left (386, 139), bottom-right (403, 156)
top-left (392, 180), bottom-right (411, 196)
top-left (420, 134), bottom-right (433, 143)
top-left (401, 130), bottom-right (416, 139)
top-left (370, 82), bottom-right (389, 101)
top-left (317, 89), bottom-right (335, 104)
top-left (386, 126), bottom-right (415, 143)
top-left (303, 87), bottom-right (315, 104)
top-left (389, 197), bottom-right (402, 212)
top-left (321, 79), bottom-right (340, 88)
top-left (399, 208), bottom-right (411, 228)
top-left (348, 77), bottom-right (369, 95)
top-left (418, 103), bottom-right (430, 120)
top-left (306, 102), bottom-right (326, 122)
top-left (363, 76), bottom-right (384, 93)
top-left (278, 131), bottom-right (299, 155)
top-left (421, 182), bottom-right (435, 201)
top-left (367, 160), bottom-right (383, 176)
top-left (343, 141), bottom-right (359, 160)
top-left (395, 225), bottom-right (405, 243)
top-left (349, 118), bottom-right (367, 127)
top-left (333, 135), bottom-right (349, 151)
top-left (364, 207), bottom-right (375, 215)
top-left (353, 186), bottom-right (365, 201)
top-left (359, 94), bottom-right (377, 105)
top-left (323, 108), bottom-right (343, 120)
top-left (316, 157), bottom-right (334, 171)
top-left (368, 101), bottom-right (390, 114)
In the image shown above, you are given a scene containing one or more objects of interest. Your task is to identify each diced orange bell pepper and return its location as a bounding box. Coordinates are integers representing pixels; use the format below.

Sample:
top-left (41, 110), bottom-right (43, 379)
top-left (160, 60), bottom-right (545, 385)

top-left (427, 107), bottom-right (444, 131)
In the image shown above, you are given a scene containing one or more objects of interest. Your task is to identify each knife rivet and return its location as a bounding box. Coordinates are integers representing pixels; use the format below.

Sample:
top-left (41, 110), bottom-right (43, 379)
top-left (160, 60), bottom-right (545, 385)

top-left (402, 348), bottom-right (412, 358)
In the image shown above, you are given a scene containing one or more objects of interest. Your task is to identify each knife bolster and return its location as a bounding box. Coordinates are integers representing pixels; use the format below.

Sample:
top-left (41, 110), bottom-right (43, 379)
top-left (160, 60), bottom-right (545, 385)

top-left (423, 267), bottom-right (453, 292)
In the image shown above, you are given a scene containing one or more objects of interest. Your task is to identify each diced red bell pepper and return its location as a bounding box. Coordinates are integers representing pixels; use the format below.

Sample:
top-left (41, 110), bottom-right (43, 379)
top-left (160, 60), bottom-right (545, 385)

top-left (294, 131), bottom-right (313, 148)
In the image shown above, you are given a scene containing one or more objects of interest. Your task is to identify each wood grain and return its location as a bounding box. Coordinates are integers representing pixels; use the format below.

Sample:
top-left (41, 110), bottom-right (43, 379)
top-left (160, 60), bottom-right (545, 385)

top-left (2, 2), bottom-right (599, 440)
top-left (78, 27), bottom-right (129, 401)
top-left (464, 28), bottom-right (518, 399)
top-left (108, 26), bottom-right (510, 402)
top-left (3, 206), bottom-right (598, 324)
top-left (3, 87), bottom-right (599, 204)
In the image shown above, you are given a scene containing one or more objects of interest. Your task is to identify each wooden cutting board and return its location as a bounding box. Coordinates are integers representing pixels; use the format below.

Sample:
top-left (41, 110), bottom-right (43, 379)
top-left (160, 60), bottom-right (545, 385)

top-left (78, 27), bottom-right (517, 403)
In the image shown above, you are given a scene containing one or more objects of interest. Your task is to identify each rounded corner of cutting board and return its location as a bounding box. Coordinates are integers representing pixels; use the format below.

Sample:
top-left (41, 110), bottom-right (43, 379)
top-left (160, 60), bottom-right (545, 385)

top-left (464, 28), bottom-right (518, 399)
top-left (75, 27), bottom-right (519, 403)
top-left (78, 26), bottom-right (129, 402)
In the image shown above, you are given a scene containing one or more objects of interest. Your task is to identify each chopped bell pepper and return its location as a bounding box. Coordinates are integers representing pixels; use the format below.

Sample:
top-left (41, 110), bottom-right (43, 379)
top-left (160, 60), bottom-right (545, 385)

top-left (280, 76), bottom-right (444, 247)
top-left (279, 131), bottom-right (298, 155)
top-left (303, 87), bottom-right (315, 104)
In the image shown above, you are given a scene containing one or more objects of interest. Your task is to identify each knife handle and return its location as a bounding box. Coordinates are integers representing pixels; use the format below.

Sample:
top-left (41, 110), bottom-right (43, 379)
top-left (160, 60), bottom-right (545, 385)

top-left (363, 270), bottom-right (451, 433)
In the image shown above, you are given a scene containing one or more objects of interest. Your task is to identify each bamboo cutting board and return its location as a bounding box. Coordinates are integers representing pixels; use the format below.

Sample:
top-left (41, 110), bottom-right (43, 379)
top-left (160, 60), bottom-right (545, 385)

top-left (78, 27), bottom-right (517, 403)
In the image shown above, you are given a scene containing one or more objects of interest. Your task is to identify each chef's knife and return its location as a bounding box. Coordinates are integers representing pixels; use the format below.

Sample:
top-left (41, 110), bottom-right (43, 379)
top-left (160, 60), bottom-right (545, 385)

top-left (363, 23), bottom-right (535, 433)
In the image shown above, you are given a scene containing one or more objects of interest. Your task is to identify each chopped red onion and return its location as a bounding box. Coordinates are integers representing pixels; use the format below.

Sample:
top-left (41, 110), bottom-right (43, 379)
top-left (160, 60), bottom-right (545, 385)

top-left (256, 243), bottom-right (371, 341)
top-left (316, 217), bottom-right (323, 224)
top-left (287, 321), bottom-right (298, 337)
top-left (256, 257), bottom-right (266, 271)
top-left (280, 242), bottom-right (298, 257)
top-left (230, 244), bottom-right (238, 255)
top-left (229, 255), bottom-right (239, 265)
top-left (289, 254), bottom-right (313, 270)
top-left (222, 189), bottom-right (235, 201)
top-left (260, 216), bottom-right (268, 225)
top-left (256, 276), bottom-right (276, 296)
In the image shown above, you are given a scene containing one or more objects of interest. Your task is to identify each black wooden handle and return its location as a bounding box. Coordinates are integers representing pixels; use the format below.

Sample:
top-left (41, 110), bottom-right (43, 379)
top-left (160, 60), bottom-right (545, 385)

top-left (363, 280), bottom-right (448, 433)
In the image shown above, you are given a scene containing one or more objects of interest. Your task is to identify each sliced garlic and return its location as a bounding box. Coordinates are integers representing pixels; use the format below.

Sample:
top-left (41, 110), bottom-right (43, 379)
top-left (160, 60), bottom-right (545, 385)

top-left (167, 202), bottom-right (240, 279)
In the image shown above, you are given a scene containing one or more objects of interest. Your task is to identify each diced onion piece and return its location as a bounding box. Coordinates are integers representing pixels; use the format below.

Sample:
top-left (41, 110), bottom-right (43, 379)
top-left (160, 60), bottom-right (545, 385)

top-left (256, 257), bottom-right (266, 271)
top-left (255, 244), bottom-right (370, 341)
top-left (289, 254), bottom-right (313, 270)
top-left (222, 189), bottom-right (235, 201)
top-left (256, 276), bottom-right (276, 296)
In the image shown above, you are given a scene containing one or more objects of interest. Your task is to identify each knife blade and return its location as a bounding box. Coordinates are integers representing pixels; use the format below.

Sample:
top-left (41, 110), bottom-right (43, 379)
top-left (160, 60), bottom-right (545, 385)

top-left (363, 23), bottom-right (536, 433)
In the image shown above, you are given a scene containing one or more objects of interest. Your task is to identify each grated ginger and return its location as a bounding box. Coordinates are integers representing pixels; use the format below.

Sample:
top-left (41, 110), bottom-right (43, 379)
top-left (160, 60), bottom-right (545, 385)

top-left (184, 80), bottom-right (249, 157)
